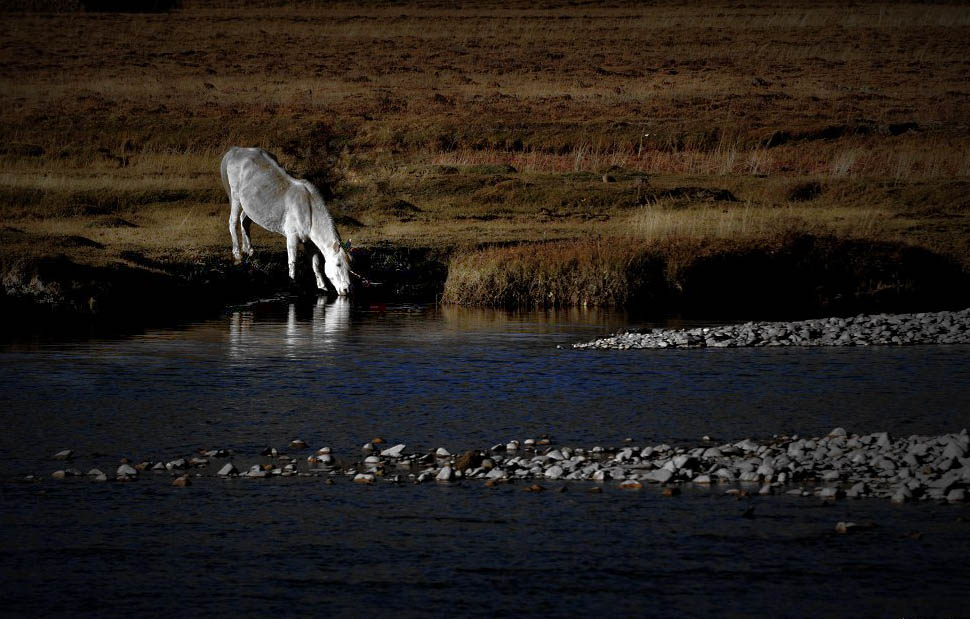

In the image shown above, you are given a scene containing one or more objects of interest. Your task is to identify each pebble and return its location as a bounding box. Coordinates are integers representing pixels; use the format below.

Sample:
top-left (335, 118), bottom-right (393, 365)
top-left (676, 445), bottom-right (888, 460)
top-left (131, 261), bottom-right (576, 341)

top-left (217, 463), bottom-right (238, 477)
top-left (575, 308), bottom-right (970, 350)
top-left (52, 450), bottom-right (74, 461)
top-left (380, 444), bottom-right (406, 458)
top-left (172, 475), bottom-right (191, 487)
top-left (116, 464), bottom-right (138, 479)
top-left (436, 466), bottom-right (454, 482)
top-left (289, 439), bottom-right (308, 449)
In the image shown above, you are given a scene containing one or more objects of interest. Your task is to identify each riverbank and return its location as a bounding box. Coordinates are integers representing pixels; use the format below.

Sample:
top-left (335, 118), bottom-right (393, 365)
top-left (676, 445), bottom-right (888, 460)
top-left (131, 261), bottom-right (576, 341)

top-left (3, 2), bottom-right (970, 328)
top-left (3, 232), bottom-right (969, 334)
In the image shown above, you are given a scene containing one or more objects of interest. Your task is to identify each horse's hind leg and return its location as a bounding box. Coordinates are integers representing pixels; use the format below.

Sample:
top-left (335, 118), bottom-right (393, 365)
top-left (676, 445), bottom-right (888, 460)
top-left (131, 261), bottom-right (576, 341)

top-left (240, 212), bottom-right (254, 258)
top-left (229, 197), bottom-right (243, 263)
top-left (286, 233), bottom-right (299, 282)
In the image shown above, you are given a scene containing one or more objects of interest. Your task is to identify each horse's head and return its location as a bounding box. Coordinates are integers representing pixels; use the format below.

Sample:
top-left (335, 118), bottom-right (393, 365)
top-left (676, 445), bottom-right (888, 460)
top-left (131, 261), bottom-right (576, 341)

top-left (324, 240), bottom-right (353, 296)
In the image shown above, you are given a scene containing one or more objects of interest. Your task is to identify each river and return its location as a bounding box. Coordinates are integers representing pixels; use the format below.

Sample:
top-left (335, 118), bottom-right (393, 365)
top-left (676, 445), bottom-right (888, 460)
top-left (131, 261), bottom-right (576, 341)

top-left (1, 297), bottom-right (969, 617)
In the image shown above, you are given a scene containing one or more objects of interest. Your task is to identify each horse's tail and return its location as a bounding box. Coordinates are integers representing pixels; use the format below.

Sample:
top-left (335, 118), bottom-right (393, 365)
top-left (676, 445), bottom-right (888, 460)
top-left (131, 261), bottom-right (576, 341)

top-left (219, 149), bottom-right (233, 200)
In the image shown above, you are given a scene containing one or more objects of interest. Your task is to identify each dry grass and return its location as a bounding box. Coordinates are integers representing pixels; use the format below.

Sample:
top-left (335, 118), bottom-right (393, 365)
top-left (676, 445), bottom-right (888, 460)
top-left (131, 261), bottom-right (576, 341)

top-left (1, 0), bottom-right (969, 307)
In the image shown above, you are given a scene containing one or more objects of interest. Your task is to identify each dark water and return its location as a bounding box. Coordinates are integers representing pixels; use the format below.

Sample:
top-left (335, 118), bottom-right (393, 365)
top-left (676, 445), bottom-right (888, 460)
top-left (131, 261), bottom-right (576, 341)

top-left (2, 298), bottom-right (969, 618)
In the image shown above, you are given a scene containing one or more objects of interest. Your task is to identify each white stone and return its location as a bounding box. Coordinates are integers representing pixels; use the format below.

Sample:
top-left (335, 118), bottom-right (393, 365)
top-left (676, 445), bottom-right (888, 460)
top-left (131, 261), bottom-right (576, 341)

top-left (435, 447), bottom-right (451, 457)
top-left (643, 468), bottom-right (674, 483)
top-left (436, 466), bottom-right (454, 482)
top-left (217, 463), bottom-right (238, 477)
top-left (380, 444), bottom-right (406, 458)
top-left (545, 465), bottom-right (564, 480)
top-left (116, 464), bottom-right (138, 478)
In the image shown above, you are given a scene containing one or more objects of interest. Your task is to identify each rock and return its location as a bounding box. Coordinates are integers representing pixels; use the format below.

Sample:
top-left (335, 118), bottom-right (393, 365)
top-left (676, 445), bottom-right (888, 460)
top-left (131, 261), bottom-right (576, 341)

top-left (435, 447), bottom-right (450, 457)
top-left (662, 487), bottom-right (681, 496)
top-left (116, 464), bottom-right (138, 479)
top-left (891, 486), bottom-right (912, 503)
top-left (829, 427), bottom-right (848, 437)
top-left (836, 521), bottom-right (874, 534)
top-left (735, 439), bottom-right (759, 452)
top-left (524, 484), bottom-right (544, 492)
top-left (172, 475), bottom-right (191, 487)
top-left (947, 488), bottom-right (966, 503)
top-left (289, 439), bottom-right (308, 449)
top-left (52, 449), bottom-right (74, 460)
top-left (455, 451), bottom-right (482, 472)
top-left (693, 475), bottom-right (712, 485)
top-left (819, 487), bottom-right (844, 500)
top-left (619, 480), bottom-right (643, 489)
top-left (436, 466), bottom-right (455, 482)
top-left (87, 468), bottom-right (105, 477)
top-left (353, 473), bottom-right (375, 484)
top-left (51, 470), bottom-right (66, 479)
top-left (217, 463), bottom-right (238, 477)
top-left (93, 473), bottom-right (108, 482)
top-left (545, 465), bottom-right (564, 480)
top-left (381, 443), bottom-right (406, 458)
top-left (643, 468), bottom-right (674, 483)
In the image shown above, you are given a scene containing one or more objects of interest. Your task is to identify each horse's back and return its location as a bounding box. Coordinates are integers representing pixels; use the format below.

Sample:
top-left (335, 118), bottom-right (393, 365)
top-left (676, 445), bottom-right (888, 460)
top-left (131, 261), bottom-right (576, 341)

top-left (222, 147), bottom-right (296, 234)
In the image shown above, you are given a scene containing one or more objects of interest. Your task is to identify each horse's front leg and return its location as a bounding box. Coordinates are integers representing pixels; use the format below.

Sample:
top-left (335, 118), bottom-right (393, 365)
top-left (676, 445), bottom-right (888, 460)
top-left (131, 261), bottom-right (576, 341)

top-left (286, 233), bottom-right (299, 282)
top-left (311, 250), bottom-right (327, 291)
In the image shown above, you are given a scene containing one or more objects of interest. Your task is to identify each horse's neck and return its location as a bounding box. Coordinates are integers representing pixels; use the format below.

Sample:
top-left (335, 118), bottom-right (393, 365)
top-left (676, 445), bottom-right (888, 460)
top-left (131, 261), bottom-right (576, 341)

top-left (310, 203), bottom-right (340, 250)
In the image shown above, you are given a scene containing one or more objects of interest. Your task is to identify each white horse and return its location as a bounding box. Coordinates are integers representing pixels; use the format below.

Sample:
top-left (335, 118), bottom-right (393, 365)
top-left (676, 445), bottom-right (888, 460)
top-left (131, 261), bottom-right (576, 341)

top-left (220, 147), bottom-right (352, 295)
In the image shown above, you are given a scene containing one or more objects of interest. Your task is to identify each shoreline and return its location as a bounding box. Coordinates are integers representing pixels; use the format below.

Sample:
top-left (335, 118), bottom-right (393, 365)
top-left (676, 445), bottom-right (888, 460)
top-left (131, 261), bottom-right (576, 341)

top-left (3, 234), bottom-right (969, 337)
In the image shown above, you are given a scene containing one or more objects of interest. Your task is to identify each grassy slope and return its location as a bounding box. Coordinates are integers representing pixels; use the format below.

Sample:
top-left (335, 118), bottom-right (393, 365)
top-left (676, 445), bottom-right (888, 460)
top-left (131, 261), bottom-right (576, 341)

top-left (1, 1), bottom-right (969, 315)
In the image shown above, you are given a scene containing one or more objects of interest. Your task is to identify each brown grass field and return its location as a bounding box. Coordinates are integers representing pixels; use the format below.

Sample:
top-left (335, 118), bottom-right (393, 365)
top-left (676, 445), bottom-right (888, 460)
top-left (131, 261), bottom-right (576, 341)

top-left (2, 1), bottom-right (969, 313)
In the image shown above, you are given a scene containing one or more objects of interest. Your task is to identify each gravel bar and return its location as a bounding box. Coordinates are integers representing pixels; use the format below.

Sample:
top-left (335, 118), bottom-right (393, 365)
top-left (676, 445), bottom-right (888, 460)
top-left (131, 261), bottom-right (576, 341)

top-left (573, 308), bottom-right (970, 350)
top-left (41, 429), bottom-right (970, 504)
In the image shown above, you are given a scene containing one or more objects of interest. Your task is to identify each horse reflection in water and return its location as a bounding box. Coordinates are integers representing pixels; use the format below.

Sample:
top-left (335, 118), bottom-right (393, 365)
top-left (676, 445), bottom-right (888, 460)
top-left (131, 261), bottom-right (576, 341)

top-left (228, 296), bottom-right (351, 361)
